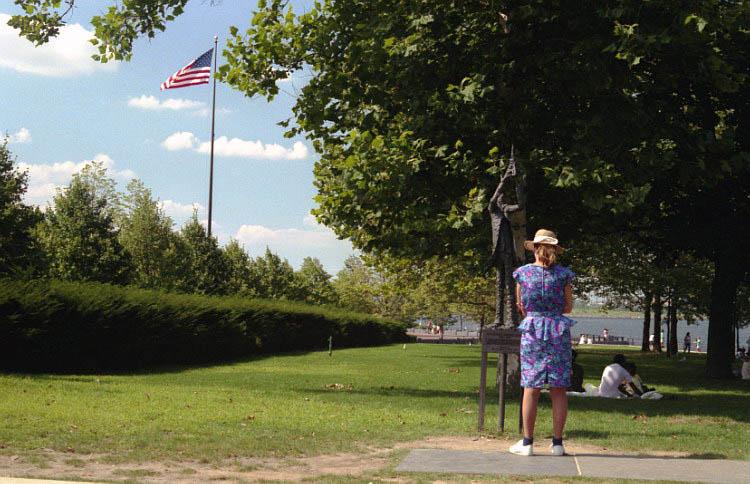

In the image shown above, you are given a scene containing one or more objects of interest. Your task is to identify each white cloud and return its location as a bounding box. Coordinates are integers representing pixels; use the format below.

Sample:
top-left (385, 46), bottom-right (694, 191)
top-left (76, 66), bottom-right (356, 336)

top-left (192, 106), bottom-right (232, 118)
top-left (200, 218), bottom-right (222, 230)
top-left (162, 131), bottom-right (199, 151)
top-left (159, 199), bottom-right (205, 218)
top-left (5, 127), bottom-right (31, 144)
top-left (234, 214), bottom-right (354, 272)
top-left (17, 153), bottom-right (135, 207)
top-left (0, 13), bottom-right (118, 77)
top-left (303, 212), bottom-right (320, 227)
top-left (128, 95), bottom-right (205, 111)
top-left (161, 131), bottom-right (308, 160)
top-left (198, 138), bottom-right (308, 160)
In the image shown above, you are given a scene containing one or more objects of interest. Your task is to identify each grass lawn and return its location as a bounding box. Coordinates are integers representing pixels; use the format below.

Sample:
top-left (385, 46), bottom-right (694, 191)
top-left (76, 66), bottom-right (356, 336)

top-left (1, 343), bottom-right (749, 466)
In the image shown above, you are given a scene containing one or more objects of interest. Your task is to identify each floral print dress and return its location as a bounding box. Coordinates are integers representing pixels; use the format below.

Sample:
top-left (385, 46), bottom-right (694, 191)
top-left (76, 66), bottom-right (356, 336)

top-left (512, 263), bottom-right (576, 388)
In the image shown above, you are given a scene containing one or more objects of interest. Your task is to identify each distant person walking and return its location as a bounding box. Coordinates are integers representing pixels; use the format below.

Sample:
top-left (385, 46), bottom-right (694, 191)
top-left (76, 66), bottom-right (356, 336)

top-left (509, 229), bottom-right (575, 457)
top-left (696, 337), bottom-right (701, 352)
top-left (683, 332), bottom-right (691, 354)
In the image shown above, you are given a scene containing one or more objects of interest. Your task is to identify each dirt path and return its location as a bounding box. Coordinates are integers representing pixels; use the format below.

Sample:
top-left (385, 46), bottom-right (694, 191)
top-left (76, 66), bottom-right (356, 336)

top-left (0, 436), bottom-right (693, 483)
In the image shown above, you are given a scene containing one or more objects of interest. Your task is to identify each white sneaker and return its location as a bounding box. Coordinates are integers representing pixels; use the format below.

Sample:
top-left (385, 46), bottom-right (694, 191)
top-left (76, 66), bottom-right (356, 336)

top-left (509, 439), bottom-right (533, 456)
top-left (551, 443), bottom-right (565, 456)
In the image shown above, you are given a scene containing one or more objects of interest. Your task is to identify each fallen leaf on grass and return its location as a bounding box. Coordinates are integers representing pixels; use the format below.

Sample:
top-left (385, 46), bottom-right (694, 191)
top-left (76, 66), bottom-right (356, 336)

top-left (439, 412), bottom-right (447, 417)
top-left (447, 368), bottom-right (461, 373)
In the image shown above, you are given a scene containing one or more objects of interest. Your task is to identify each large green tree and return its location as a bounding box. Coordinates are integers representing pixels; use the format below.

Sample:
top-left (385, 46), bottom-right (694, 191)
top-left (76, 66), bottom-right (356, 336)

top-left (0, 141), bottom-right (43, 276)
top-left (119, 179), bottom-right (185, 290)
top-left (36, 169), bottom-right (130, 283)
top-left (10, 0), bottom-right (750, 377)
top-left (222, 239), bottom-right (254, 295)
top-left (178, 212), bottom-right (229, 295)
top-left (295, 256), bottom-right (337, 305)
top-left (247, 247), bottom-right (299, 300)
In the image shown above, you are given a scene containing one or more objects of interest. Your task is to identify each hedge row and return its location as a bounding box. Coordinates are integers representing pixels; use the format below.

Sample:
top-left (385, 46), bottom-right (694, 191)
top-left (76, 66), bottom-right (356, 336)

top-left (0, 278), bottom-right (408, 371)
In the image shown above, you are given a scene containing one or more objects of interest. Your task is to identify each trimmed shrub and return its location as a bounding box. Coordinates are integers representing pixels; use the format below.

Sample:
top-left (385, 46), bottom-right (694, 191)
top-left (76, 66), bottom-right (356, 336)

top-left (0, 279), bottom-right (407, 371)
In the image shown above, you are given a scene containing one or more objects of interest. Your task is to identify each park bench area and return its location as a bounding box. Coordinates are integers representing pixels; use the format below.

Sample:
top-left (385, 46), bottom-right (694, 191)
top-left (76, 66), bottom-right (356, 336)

top-left (576, 333), bottom-right (636, 346)
top-left (409, 328), bottom-right (636, 347)
top-left (406, 328), bottom-right (480, 344)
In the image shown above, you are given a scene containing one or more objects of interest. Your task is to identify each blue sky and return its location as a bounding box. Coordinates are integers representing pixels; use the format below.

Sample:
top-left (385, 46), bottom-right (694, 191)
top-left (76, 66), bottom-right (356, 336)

top-left (0, 0), bottom-right (355, 274)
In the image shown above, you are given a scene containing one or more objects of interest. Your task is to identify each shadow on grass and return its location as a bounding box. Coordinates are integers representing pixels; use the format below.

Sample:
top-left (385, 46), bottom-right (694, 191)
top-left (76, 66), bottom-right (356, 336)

top-left (304, 386), bottom-right (480, 400)
top-left (564, 429), bottom-right (611, 439)
top-left (572, 452), bottom-right (729, 460)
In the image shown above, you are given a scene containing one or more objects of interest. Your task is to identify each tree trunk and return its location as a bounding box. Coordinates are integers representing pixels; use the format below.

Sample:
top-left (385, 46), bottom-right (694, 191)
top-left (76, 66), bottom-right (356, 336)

top-left (706, 256), bottom-right (743, 379)
top-left (641, 291), bottom-right (652, 352)
top-left (652, 291), bottom-right (663, 352)
top-left (668, 301), bottom-right (678, 356)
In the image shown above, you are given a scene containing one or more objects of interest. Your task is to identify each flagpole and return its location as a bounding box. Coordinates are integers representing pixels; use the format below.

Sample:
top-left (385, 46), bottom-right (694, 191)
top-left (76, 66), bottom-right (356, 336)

top-left (207, 36), bottom-right (218, 239)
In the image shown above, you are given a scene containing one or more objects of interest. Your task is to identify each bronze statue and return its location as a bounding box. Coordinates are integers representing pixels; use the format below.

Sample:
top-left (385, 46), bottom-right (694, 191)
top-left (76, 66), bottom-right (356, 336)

top-left (488, 148), bottom-right (527, 328)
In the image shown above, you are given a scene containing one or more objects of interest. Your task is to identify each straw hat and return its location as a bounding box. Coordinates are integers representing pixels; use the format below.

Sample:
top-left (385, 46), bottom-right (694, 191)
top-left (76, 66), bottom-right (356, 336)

top-left (523, 229), bottom-right (564, 253)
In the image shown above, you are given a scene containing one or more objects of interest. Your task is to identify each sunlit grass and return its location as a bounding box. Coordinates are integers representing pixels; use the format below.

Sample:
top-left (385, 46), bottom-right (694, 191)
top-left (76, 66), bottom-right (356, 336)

top-left (1, 344), bottom-right (748, 462)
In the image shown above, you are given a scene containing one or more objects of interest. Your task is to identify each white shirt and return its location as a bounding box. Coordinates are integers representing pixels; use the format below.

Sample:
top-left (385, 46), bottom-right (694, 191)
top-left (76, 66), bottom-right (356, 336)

top-left (598, 363), bottom-right (632, 398)
top-left (742, 361), bottom-right (750, 380)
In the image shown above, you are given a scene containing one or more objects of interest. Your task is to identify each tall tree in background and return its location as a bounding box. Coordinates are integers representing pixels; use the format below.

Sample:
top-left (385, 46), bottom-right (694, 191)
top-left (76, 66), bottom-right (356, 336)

top-left (0, 141), bottom-right (42, 276)
top-left (178, 211), bottom-right (229, 295)
top-left (247, 247), bottom-right (299, 300)
top-left (334, 256), bottom-right (380, 315)
top-left (295, 256), bottom-right (337, 305)
top-left (223, 239), bottom-right (253, 295)
top-left (119, 179), bottom-right (185, 290)
top-left (36, 170), bottom-right (129, 283)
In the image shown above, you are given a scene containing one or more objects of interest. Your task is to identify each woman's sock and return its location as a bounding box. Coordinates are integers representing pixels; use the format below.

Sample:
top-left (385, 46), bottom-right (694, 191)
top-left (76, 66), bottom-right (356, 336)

top-left (522, 437), bottom-right (533, 446)
top-left (552, 437), bottom-right (563, 446)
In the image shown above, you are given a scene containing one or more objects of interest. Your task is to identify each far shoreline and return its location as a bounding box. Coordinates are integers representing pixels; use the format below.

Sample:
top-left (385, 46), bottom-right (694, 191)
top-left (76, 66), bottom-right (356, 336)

top-left (572, 312), bottom-right (641, 319)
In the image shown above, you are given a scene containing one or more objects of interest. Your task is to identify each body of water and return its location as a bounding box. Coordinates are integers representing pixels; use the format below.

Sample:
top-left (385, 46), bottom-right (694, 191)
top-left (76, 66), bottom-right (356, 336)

top-left (446, 316), bottom-right (750, 349)
top-left (573, 316), bottom-right (750, 349)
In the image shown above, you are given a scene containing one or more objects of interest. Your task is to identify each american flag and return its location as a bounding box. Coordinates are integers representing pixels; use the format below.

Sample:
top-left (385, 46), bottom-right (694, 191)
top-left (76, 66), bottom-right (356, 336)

top-left (160, 48), bottom-right (213, 90)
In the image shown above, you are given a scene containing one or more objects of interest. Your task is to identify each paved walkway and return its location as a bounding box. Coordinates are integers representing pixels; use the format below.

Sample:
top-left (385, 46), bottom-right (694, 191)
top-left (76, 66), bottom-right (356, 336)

top-left (397, 449), bottom-right (750, 483)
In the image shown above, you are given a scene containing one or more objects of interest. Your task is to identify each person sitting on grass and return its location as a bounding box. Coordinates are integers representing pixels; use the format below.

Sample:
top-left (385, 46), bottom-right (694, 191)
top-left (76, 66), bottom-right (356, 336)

top-left (597, 355), bottom-right (640, 398)
top-left (619, 362), bottom-right (655, 396)
top-left (568, 349), bottom-right (585, 393)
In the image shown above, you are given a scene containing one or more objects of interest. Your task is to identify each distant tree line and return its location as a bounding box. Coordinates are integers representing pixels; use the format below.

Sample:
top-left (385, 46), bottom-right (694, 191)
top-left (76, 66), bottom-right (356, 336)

top-left (0, 141), bottom-right (487, 325)
top-left (0, 142), bottom-right (338, 306)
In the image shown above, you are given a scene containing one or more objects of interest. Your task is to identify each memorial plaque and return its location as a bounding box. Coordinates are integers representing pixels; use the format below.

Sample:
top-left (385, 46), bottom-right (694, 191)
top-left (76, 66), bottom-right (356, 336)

top-left (478, 327), bottom-right (522, 433)
top-left (481, 328), bottom-right (521, 354)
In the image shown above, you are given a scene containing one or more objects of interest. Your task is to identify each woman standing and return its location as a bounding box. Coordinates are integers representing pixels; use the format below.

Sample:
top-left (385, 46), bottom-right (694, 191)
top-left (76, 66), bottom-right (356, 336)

top-left (683, 332), bottom-right (692, 354)
top-left (509, 229), bottom-right (575, 457)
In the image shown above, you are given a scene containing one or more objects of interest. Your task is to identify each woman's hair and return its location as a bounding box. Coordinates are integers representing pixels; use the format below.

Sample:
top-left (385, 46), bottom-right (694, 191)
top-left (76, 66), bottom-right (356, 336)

top-left (534, 244), bottom-right (557, 267)
top-left (613, 354), bottom-right (627, 365)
